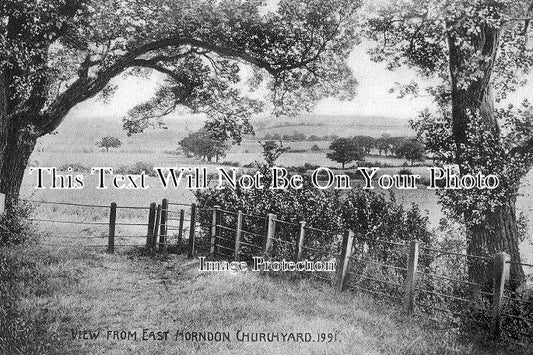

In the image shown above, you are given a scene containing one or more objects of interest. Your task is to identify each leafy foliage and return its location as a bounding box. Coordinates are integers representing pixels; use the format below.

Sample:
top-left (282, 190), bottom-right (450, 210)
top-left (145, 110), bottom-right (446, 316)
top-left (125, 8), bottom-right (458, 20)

top-left (196, 145), bottom-right (432, 266)
top-left (326, 137), bottom-right (365, 168)
top-left (2, 0), bottom-right (360, 137)
top-left (0, 201), bottom-right (35, 246)
top-left (394, 138), bottom-right (426, 164)
top-left (179, 129), bottom-right (229, 162)
top-left (0, 0), bottom-right (362, 202)
top-left (364, 1), bottom-right (533, 289)
top-left (365, 0), bottom-right (533, 221)
top-left (96, 135), bottom-right (122, 153)
top-left (114, 161), bottom-right (155, 177)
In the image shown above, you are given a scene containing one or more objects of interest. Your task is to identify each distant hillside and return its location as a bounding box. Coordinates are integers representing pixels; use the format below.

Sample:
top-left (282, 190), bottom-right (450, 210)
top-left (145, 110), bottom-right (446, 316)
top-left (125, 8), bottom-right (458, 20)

top-left (37, 112), bottom-right (413, 155)
top-left (253, 114), bottom-right (413, 138)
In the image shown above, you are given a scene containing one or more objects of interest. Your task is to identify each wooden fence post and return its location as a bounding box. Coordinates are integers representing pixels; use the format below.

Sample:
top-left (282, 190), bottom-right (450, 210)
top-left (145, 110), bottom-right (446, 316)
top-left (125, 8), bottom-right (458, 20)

top-left (234, 210), bottom-right (243, 261)
top-left (264, 213), bottom-right (276, 257)
top-left (262, 214), bottom-right (269, 246)
top-left (154, 204), bottom-right (162, 252)
top-left (107, 202), bottom-right (117, 254)
top-left (335, 229), bottom-right (354, 292)
top-left (187, 203), bottom-right (197, 259)
top-left (178, 209), bottom-right (184, 252)
top-left (146, 202), bottom-right (156, 252)
top-left (403, 240), bottom-right (420, 314)
top-left (294, 221), bottom-right (306, 262)
top-left (491, 252), bottom-right (510, 340)
top-left (159, 198), bottom-right (168, 251)
top-left (210, 205), bottom-right (220, 257)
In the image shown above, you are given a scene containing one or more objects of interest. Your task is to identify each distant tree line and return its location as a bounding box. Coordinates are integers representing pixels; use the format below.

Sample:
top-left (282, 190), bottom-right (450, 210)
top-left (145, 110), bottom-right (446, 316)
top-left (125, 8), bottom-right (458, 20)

top-left (178, 129), bottom-right (425, 167)
top-left (327, 135), bottom-right (426, 168)
top-left (179, 129), bottom-right (229, 163)
top-left (263, 132), bottom-right (424, 158)
top-left (263, 132), bottom-right (340, 142)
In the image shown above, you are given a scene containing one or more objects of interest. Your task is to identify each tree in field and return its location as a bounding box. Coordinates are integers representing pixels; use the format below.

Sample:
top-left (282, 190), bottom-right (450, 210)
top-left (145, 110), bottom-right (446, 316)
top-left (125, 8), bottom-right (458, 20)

top-left (260, 140), bottom-right (291, 167)
top-left (395, 138), bottom-right (425, 165)
top-left (366, 0), bottom-right (533, 287)
top-left (179, 129), bottom-right (229, 162)
top-left (326, 137), bottom-right (365, 169)
top-left (352, 135), bottom-right (375, 154)
top-left (376, 134), bottom-right (392, 156)
top-left (96, 136), bottom-right (122, 153)
top-left (0, 0), bottom-right (360, 209)
top-left (389, 136), bottom-right (407, 158)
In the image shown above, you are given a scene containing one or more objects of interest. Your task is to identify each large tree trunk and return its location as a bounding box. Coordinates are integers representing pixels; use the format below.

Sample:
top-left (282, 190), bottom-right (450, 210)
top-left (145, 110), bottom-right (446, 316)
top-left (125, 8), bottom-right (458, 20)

top-left (447, 22), bottom-right (526, 289)
top-left (466, 195), bottom-right (525, 291)
top-left (0, 70), bottom-right (7, 182)
top-left (0, 124), bottom-right (38, 210)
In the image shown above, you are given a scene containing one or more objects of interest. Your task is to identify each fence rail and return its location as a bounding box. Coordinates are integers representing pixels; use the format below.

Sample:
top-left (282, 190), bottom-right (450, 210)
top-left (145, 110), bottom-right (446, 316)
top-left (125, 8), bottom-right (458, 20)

top-left (7, 196), bottom-right (532, 347)
top-left (201, 206), bottom-right (533, 347)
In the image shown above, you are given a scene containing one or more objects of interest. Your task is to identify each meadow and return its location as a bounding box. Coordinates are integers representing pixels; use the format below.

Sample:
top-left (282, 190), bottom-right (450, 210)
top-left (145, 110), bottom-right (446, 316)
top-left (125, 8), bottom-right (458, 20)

top-left (3, 112), bottom-right (531, 354)
top-left (2, 243), bottom-right (513, 354)
top-left (21, 112), bottom-right (533, 261)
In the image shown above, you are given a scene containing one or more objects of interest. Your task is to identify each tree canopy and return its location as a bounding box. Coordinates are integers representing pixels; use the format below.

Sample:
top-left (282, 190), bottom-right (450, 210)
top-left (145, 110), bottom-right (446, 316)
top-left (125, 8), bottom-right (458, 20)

top-left (179, 129), bottom-right (229, 162)
top-left (0, 0), bottom-right (361, 202)
top-left (395, 138), bottom-right (425, 164)
top-left (365, 0), bottom-right (533, 286)
top-left (326, 137), bottom-right (365, 168)
top-left (96, 135), bottom-right (122, 153)
top-left (2, 0), bottom-right (360, 139)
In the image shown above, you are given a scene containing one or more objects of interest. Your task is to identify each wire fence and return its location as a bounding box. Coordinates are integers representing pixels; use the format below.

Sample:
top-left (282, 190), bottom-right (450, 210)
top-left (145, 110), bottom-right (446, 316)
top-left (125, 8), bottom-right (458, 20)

top-left (198, 206), bottom-right (533, 348)
top-left (16, 199), bottom-right (150, 249)
top-left (8, 197), bottom-right (533, 347)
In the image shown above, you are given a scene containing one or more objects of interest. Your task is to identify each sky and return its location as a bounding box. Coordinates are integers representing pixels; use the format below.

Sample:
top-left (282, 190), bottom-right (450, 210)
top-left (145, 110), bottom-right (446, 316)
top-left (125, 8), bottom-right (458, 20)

top-left (69, 31), bottom-right (532, 124)
top-left (70, 41), bottom-right (438, 122)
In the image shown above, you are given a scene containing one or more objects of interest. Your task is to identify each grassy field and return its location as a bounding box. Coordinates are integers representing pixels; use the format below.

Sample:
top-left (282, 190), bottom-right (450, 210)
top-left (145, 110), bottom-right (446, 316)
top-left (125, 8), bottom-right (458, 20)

top-left (2, 243), bottom-right (518, 355)
top-left (4, 112), bottom-right (532, 354)
top-left (21, 110), bottom-right (533, 263)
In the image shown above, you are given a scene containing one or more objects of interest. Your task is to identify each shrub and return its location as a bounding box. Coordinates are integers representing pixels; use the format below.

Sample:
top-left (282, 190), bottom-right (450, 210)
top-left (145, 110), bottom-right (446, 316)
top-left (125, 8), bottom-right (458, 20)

top-left (0, 201), bottom-right (35, 246)
top-left (285, 163), bottom-right (320, 174)
top-left (341, 190), bottom-right (432, 298)
top-left (196, 168), bottom-right (433, 268)
top-left (115, 161), bottom-right (155, 177)
top-left (398, 168), bottom-right (413, 175)
top-left (303, 163), bottom-right (320, 170)
top-left (0, 203), bottom-right (46, 352)
top-left (163, 149), bottom-right (181, 156)
top-left (220, 161), bottom-right (240, 167)
top-left (58, 163), bottom-right (91, 172)
top-left (195, 171), bottom-right (344, 261)
top-left (350, 161), bottom-right (396, 168)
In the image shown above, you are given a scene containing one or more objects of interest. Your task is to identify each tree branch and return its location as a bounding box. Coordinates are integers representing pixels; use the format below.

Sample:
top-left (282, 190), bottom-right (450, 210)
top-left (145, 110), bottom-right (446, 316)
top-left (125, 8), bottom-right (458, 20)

top-left (511, 137), bottom-right (533, 157)
top-left (127, 59), bottom-right (194, 87)
top-left (38, 33), bottom-right (328, 135)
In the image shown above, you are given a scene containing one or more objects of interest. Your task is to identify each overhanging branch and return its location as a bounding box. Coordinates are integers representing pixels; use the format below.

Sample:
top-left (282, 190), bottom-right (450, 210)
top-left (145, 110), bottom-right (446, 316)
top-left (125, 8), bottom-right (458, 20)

top-left (127, 59), bottom-right (193, 87)
top-left (38, 34), bottom-right (329, 135)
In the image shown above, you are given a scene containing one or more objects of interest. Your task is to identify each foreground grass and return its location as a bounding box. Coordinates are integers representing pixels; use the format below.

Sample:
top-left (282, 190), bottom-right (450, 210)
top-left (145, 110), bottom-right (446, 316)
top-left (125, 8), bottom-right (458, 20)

top-left (1, 244), bottom-right (527, 355)
top-left (0, 243), bottom-right (83, 354)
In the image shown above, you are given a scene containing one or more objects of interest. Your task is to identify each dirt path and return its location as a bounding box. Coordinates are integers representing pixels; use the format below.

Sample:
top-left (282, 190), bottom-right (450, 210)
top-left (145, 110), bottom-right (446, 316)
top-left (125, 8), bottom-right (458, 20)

top-left (51, 249), bottom-right (469, 355)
